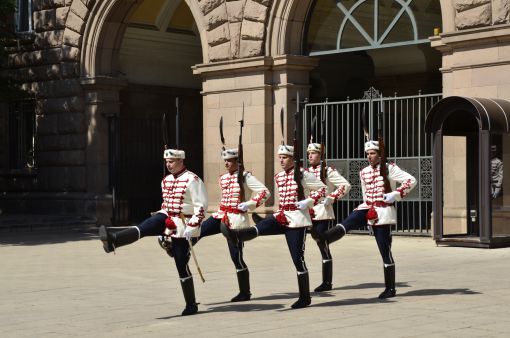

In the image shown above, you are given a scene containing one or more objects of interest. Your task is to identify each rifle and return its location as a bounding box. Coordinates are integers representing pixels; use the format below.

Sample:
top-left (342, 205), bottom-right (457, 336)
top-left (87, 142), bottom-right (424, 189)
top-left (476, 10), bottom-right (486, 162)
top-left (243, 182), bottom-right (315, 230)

top-left (294, 92), bottom-right (305, 200)
top-left (319, 108), bottom-right (327, 183)
top-left (238, 103), bottom-right (246, 202)
top-left (162, 111), bottom-right (170, 177)
top-left (377, 99), bottom-right (392, 194)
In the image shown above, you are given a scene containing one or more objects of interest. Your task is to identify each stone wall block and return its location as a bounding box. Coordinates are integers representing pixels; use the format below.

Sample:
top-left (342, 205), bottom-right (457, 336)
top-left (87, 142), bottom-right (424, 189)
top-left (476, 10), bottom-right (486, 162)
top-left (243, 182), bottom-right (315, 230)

top-left (33, 0), bottom-right (66, 11)
top-left (56, 7), bottom-right (71, 28)
top-left (454, 0), bottom-right (491, 12)
top-left (39, 96), bottom-right (84, 114)
top-left (229, 22), bottom-right (242, 58)
top-left (239, 39), bottom-right (264, 58)
top-left (33, 9), bottom-right (56, 32)
top-left (63, 28), bottom-right (83, 47)
top-left (28, 64), bottom-right (61, 81)
top-left (199, 0), bottom-right (224, 16)
top-left (40, 48), bottom-right (62, 64)
top-left (226, 1), bottom-right (244, 22)
top-left (37, 134), bottom-right (86, 151)
top-left (209, 42), bottom-right (232, 61)
top-left (208, 23), bottom-right (231, 46)
top-left (252, 0), bottom-right (271, 5)
top-left (55, 79), bottom-right (82, 96)
top-left (70, 0), bottom-right (89, 20)
top-left (65, 11), bottom-right (85, 34)
top-left (61, 61), bottom-right (80, 78)
top-left (241, 19), bottom-right (265, 40)
top-left (59, 150), bottom-right (85, 166)
top-left (34, 30), bottom-right (64, 48)
top-left (62, 45), bottom-right (80, 61)
top-left (58, 113), bottom-right (85, 133)
top-left (455, 3), bottom-right (492, 29)
top-left (244, 0), bottom-right (268, 22)
top-left (205, 5), bottom-right (228, 31)
top-left (37, 114), bottom-right (59, 135)
top-left (493, 0), bottom-right (510, 24)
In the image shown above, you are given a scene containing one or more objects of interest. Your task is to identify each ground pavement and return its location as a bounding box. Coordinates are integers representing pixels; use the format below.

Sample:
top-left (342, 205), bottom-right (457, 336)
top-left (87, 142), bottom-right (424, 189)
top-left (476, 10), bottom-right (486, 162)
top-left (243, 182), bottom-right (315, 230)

top-left (1, 229), bottom-right (510, 337)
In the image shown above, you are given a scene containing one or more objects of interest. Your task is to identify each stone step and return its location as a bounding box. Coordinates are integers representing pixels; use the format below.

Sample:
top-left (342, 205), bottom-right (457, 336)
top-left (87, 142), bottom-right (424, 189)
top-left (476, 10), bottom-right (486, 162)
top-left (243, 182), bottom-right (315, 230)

top-left (0, 214), bottom-right (97, 232)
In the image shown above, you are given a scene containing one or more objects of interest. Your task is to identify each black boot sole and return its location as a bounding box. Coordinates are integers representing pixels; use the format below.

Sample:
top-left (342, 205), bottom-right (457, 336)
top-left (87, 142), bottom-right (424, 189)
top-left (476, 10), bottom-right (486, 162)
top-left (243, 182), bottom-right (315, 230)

top-left (230, 293), bottom-right (251, 302)
top-left (98, 226), bottom-right (114, 253)
top-left (314, 283), bottom-right (332, 292)
top-left (291, 298), bottom-right (311, 309)
top-left (378, 289), bottom-right (396, 299)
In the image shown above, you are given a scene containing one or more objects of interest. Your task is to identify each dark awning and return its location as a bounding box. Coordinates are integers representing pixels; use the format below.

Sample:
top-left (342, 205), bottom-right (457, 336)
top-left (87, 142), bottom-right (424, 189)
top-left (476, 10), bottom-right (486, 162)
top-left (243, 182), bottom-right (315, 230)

top-left (425, 96), bottom-right (510, 133)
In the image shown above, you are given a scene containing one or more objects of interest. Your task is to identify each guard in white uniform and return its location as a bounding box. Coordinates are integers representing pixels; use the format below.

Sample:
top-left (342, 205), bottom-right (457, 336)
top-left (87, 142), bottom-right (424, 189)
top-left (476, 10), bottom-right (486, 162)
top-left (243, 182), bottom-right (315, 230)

top-left (99, 149), bottom-right (208, 316)
top-left (305, 143), bottom-right (351, 292)
top-left (198, 148), bottom-right (270, 302)
top-left (319, 140), bottom-right (416, 299)
top-left (222, 144), bottom-right (326, 309)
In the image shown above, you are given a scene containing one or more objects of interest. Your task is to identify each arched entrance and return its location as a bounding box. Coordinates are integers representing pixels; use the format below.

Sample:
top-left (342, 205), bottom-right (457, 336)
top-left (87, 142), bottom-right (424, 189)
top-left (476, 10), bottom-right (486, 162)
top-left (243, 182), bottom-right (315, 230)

top-left (78, 0), bottom-right (205, 224)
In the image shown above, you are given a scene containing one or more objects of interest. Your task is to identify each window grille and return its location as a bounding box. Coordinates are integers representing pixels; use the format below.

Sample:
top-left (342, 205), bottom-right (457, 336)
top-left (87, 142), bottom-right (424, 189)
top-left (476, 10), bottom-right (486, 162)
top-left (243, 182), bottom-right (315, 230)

top-left (14, 0), bottom-right (33, 34)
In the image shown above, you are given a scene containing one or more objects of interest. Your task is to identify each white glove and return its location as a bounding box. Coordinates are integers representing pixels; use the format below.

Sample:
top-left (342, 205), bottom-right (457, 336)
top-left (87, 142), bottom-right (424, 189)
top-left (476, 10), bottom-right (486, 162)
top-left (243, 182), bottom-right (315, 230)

top-left (493, 188), bottom-right (501, 198)
top-left (237, 202), bottom-right (249, 212)
top-left (184, 226), bottom-right (195, 241)
top-left (295, 199), bottom-right (310, 210)
top-left (188, 215), bottom-right (200, 226)
top-left (383, 192), bottom-right (397, 204)
top-left (322, 197), bottom-right (334, 206)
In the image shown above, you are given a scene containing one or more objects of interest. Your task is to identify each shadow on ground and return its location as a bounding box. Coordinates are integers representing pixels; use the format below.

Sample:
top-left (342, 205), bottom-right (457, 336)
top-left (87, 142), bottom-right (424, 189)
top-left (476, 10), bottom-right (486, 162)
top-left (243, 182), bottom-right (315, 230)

top-left (0, 228), bottom-right (98, 246)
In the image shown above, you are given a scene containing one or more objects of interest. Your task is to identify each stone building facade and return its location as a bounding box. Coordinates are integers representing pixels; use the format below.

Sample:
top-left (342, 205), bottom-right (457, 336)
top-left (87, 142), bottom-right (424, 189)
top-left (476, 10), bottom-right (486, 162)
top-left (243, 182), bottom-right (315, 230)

top-left (2, 0), bottom-right (510, 227)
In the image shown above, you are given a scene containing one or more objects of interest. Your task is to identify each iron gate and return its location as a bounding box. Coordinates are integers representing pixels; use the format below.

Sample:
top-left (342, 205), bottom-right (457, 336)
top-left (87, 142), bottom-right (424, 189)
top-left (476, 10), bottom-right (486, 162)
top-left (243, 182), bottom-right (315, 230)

top-left (303, 87), bottom-right (441, 234)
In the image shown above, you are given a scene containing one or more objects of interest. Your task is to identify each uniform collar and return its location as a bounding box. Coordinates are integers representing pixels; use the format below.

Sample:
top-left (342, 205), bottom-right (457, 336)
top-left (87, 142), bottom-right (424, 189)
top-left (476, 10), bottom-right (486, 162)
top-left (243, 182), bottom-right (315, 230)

top-left (171, 167), bottom-right (187, 178)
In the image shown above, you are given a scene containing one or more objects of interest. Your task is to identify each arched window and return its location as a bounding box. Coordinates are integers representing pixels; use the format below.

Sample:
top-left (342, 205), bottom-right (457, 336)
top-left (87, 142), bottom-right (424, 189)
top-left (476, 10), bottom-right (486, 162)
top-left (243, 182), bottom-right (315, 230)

top-left (15, 0), bottom-right (33, 33)
top-left (306, 0), bottom-right (441, 55)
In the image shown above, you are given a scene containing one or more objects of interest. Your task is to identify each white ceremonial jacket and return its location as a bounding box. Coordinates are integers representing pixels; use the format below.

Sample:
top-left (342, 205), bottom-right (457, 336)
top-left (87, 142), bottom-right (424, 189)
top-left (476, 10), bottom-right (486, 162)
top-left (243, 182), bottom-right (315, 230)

top-left (356, 162), bottom-right (416, 225)
top-left (157, 168), bottom-right (208, 238)
top-left (212, 171), bottom-right (270, 229)
top-left (274, 168), bottom-right (326, 228)
top-left (306, 165), bottom-right (351, 220)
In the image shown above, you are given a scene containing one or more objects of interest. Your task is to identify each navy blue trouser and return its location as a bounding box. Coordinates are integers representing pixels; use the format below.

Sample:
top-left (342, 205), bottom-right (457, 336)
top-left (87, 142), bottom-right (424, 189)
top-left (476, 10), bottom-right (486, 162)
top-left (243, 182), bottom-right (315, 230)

top-left (311, 220), bottom-right (333, 260)
top-left (136, 212), bottom-right (195, 279)
top-left (254, 216), bottom-right (308, 273)
top-left (341, 209), bottom-right (394, 265)
top-left (198, 216), bottom-right (247, 270)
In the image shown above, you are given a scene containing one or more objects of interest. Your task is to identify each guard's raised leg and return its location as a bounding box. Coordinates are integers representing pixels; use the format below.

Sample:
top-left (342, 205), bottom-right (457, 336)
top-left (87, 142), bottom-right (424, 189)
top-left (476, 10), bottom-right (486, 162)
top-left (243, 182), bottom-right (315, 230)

top-left (99, 225), bottom-right (139, 253)
top-left (320, 223), bottom-right (346, 245)
top-left (221, 223), bottom-right (258, 246)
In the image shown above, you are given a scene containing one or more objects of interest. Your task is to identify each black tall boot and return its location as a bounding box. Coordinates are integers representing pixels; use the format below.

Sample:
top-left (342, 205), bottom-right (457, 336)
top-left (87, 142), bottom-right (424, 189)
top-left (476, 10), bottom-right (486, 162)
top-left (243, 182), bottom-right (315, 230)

top-left (291, 272), bottom-right (311, 309)
top-left (314, 260), bottom-right (333, 292)
top-left (378, 264), bottom-right (396, 299)
top-left (99, 225), bottom-right (139, 253)
top-left (220, 224), bottom-right (258, 246)
top-left (320, 224), bottom-right (346, 245)
top-left (231, 269), bottom-right (251, 302)
top-left (180, 277), bottom-right (198, 316)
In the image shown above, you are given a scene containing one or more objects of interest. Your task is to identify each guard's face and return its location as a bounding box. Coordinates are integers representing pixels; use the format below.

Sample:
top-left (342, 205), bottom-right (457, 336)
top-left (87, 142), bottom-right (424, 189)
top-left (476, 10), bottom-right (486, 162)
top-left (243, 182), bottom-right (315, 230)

top-left (224, 158), bottom-right (239, 173)
top-left (366, 150), bottom-right (380, 167)
top-left (166, 158), bottom-right (184, 174)
top-left (279, 155), bottom-right (294, 171)
top-left (308, 151), bottom-right (321, 166)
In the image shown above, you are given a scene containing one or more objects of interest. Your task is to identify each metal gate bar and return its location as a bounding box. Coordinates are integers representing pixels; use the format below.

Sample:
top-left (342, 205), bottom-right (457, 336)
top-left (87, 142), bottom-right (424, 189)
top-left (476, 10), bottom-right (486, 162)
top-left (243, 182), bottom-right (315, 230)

top-left (303, 88), bottom-right (441, 234)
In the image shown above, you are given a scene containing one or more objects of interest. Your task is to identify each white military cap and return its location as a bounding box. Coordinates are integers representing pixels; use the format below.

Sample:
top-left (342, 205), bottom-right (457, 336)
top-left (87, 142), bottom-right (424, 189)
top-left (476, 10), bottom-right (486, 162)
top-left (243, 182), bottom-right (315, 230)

top-left (163, 149), bottom-right (185, 159)
top-left (278, 144), bottom-right (294, 156)
top-left (221, 148), bottom-right (238, 160)
top-left (307, 143), bottom-right (322, 153)
top-left (364, 140), bottom-right (379, 152)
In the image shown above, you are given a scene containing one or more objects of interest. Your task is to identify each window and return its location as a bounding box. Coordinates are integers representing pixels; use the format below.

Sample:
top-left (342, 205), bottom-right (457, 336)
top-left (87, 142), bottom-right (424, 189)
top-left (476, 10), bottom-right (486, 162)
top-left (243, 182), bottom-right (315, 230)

top-left (15, 0), bottom-right (33, 33)
top-left (8, 99), bottom-right (36, 170)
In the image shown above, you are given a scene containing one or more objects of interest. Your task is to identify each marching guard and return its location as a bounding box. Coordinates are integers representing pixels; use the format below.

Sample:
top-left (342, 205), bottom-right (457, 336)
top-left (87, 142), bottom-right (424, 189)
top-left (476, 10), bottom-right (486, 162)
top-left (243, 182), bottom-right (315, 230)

top-left (305, 143), bottom-right (351, 292)
top-left (222, 144), bottom-right (326, 309)
top-left (98, 148), bottom-right (208, 316)
top-left (198, 147), bottom-right (270, 302)
top-left (319, 140), bottom-right (416, 299)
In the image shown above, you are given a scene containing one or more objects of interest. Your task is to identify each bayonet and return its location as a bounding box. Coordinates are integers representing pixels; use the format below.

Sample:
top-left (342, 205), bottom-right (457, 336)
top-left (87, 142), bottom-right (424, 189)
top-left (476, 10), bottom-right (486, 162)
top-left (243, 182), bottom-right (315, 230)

top-left (280, 107), bottom-right (285, 144)
top-left (377, 98), bottom-right (392, 194)
top-left (175, 97), bottom-right (180, 149)
top-left (294, 92), bottom-right (305, 200)
top-left (219, 116), bottom-right (225, 150)
top-left (238, 103), bottom-right (246, 202)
